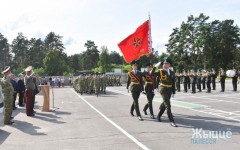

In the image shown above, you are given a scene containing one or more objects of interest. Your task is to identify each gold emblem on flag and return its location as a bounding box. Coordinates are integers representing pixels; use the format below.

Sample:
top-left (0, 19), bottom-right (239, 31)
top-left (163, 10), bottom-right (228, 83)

top-left (130, 37), bottom-right (143, 49)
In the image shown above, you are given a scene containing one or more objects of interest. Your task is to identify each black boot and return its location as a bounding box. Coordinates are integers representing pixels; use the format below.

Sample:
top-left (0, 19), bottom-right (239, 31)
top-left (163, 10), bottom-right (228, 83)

top-left (157, 107), bottom-right (165, 122)
top-left (167, 110), bottom-right (178, 127)
top-left (130, 104), bottom-right (134, 116)
top-left (135, 107), bottom-right (143, 121)
top-left (149, 104), bottom-right (155, 119)
top-left (143, 104), bottom-right (148, 115)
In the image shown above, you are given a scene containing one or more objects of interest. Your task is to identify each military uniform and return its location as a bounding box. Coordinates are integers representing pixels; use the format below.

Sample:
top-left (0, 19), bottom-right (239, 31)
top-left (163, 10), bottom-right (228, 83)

top-left (101, 74), bottom-right (108, 94)
top-left (91, 73), bottom-right (100, 96)
top-left (142, 63), bottom-right (158, 119)
top-left (190, 72), bottom-right (197, 94)
top-left (232, 69), bottom-right (238, 91)
top-left (1, 70), bottom-right (14, 125)
top-left (211, 71), bottom-right (217, 90)
top-left (187, 72), bottom-right (191, 89)
top-left (175, 72), bottom-right (180, 92)
top-left (78, 75), bottom-right (85, 94)
top-left (220, 70), bottom-right (226, 92)
top-left (202, 74), bottom-right (206, 90)
top-left (183, 73), bottom-right (188, 93)
top-left (126, 60), bottom-right (144, 121)
top-left (24, 66), bottom-right (36, 116)
top-left (206, 72), bottom-right (211, 93)
top-left (151, 57), bottom-right (177, 127)
top-left (197, 72), bottom-right (202, 92)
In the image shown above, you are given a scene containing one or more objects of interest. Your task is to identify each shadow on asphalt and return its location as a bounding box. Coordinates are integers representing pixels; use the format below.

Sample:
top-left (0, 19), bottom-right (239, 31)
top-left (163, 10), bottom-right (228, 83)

top-left (0, 129), bottom-right (11, 145)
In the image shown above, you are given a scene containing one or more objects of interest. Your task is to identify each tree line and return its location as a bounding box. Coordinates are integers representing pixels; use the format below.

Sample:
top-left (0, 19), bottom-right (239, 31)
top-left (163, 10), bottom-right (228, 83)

top-left (164, 13), bottom-right (240, 72)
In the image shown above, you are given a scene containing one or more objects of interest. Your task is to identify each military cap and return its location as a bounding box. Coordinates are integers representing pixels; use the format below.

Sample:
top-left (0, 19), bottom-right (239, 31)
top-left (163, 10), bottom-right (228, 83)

top-left (146, 62), bottom-right (152, 67)
top-left (25, 66), bottom-right (33, 72)
top-left (2, 66), bottom-right (10, 74)
top-left (233, 67), bottom-right (235, 69)
top-left (212, 68), bottom-right (215, 70)
top-left (176, 70), bottom-right (179, 73)
top-left (163, 57), bottom-right (172, 65)
top-left (131, 60), bottom-right (139, 65)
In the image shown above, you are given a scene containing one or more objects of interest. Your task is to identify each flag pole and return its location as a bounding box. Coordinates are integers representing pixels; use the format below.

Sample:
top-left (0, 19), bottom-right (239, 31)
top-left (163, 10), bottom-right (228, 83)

top-left (149, 12), bottom-right (153, 68)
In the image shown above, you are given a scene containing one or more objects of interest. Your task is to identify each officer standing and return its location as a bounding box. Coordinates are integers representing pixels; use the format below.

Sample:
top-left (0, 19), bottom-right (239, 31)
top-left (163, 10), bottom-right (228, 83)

top-left (126, 60), bottom-right (144, 121)
top-left (202, 72), bottom-right (206, 90)
top-left (142, 62), bottom-right (158, 119)
top-left (1, 66), bottom-right (14, 125)
top-left (212, 68), bottom-right (216, 90)
top-left (101, 72), bottom-right (108, 94)
top-left (187, 70), bottom-right (191, 89)
top-left (220, 68), bottom-right (226, 92)
top-left (206, 70), bottom-right (211, 93)
top-left (24, 66), bottom-right (35, 116)
top-left (151, 57), bottom-right (177, 127)
top-left (190, 70), bottom-right (197, 94)
top-left (197, 69), bottom-right (202, 92)
top-left (183, 70), bottom-right (188, 93)
top-left (232, 67), bottom-right (238, 91)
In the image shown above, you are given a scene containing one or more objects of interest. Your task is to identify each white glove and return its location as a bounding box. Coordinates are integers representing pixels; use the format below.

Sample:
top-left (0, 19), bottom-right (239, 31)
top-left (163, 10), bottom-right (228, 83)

top-left (142, 91), bottom-right (145, 94)
top-left (154, 89), bottom-right (157, 94)
top-left (126, 89), bottom-right (129, 93)
top-left (154, 62), bottom-right (161, 68)
top-left (172, 94), bottom-right (175, 98)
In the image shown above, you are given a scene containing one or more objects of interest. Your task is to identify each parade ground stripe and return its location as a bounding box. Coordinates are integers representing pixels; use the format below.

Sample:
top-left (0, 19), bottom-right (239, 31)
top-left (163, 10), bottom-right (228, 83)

top-left (71, 89), bottom-right (150, 150)
top-left (153, 98), bottom-right (210, 109)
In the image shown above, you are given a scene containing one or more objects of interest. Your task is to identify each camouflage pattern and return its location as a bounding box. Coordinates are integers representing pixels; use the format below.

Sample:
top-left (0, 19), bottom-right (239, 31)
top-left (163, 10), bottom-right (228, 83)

top-left (1, 76), bottom-right (14, 124)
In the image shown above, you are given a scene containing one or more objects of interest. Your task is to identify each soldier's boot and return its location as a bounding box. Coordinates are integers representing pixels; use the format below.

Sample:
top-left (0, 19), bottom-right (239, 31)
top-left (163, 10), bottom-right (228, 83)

top-left (143, 104), bottom-right (148, 115)
top-left (149, 104), bottom-right (155, 119)
top-left (135, 107), bottom-right (143, 121)
top-left (167, 110), bottom-right (178, 127)
top-left (157, 107), bottom-right (165, 122)
top-left (130, 104), bottom-right (134, 116)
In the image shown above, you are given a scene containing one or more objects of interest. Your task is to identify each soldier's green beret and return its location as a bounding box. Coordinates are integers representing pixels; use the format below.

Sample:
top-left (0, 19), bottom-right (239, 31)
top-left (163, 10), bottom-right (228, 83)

top-left (176, 70), bottom-right (179, 73)
top-left (212, 68), bottom-right (215, 70)
top-left (163, 57), bottom-right (172, 65)
top-left (233, 67), bottom-right (235, 69)
top-left (21, 71), bottom-right (25, 74)
top-left (146, 62), bottom-right (152, 67)
top-left (131, 60), bottom-right (139, 65)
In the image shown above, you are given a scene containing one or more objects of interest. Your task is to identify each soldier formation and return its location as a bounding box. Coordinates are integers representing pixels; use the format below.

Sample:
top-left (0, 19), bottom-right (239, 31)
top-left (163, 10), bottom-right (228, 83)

top-left (72, 72), bottom-right (121, 97)
top-left (175, 67), bottom-right (239, 94)
top-left (126, 57), bottom-right (240, 127)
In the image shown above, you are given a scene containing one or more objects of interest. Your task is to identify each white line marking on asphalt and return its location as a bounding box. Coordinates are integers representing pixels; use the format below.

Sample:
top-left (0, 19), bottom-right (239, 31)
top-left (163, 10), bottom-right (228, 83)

top-left (71, 89), bottom-right (150, 150)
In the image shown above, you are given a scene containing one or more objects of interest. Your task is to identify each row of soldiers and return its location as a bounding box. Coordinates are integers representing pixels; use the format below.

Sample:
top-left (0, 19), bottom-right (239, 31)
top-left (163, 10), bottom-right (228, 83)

top-left (175, 68), bottom-right (239, 93)
top-left (107, 75), bottom-right (122, 86)
top-left (72, 72), bottom-right (108, 96)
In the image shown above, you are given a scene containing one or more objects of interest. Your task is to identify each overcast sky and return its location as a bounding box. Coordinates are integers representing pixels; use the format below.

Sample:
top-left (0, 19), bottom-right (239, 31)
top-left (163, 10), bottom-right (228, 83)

top-left (0, 0), bottom-right (239, 56)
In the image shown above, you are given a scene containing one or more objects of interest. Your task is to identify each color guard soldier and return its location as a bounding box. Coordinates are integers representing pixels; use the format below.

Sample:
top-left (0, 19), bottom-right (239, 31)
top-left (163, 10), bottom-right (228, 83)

top-left (202, 72), bottom-right (206, 90)
top-left (220, 68), bottom-right (226, 92)
top-left (126, 60), bottom-right (144, 121)
top-left (142, 62), bottom-right (158, 119)
top-left (151, 57), bottom-right (177, 127)
top-left (190, 70), bottom-right (197, 94)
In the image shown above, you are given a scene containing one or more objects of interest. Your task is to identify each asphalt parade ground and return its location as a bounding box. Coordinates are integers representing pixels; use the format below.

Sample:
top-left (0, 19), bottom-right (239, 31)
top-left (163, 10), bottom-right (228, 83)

top-left (0, 81), bottom-right (240, 150)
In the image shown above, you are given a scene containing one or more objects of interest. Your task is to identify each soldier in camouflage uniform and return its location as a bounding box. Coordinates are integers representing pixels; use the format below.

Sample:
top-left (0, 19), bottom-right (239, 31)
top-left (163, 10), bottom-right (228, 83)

top-left (91, 73), bottom-right (100, 96)
top-left (87, 73), bottom-right (93, 94)
top-left (101, 72), bottom-right (108, 94)
top-left (1, 66), bottom-right (14, 125)
top-left (78, 74), bottom-right (85, 95)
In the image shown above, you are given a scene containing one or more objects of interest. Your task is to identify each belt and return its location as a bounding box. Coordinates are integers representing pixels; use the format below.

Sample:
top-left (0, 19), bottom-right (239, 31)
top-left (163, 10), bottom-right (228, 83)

top-left (145, 82), bottom-right (152, 84)
top-left (161, 83), bottom-right (172, 87)
top-left (131, 82), bottom-right (140, 84)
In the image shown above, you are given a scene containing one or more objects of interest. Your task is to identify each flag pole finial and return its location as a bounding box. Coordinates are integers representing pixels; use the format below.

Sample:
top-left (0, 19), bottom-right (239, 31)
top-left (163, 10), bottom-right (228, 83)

top-left (148, 12), bottom-right (151, 19)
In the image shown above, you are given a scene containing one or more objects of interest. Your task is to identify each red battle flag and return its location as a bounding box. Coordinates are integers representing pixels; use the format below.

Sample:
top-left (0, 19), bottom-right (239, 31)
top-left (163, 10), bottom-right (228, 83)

top-left (118, 19), bottom-right (152, 63)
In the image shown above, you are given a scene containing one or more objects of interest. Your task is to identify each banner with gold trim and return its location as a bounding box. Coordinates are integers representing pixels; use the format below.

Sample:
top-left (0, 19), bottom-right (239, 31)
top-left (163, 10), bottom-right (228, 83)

top-left (118, 19), bottom-right (152, 63)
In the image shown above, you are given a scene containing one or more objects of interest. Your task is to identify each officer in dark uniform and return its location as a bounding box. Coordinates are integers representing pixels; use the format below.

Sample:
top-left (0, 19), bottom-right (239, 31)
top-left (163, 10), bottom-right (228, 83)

top-left (197, 69), bottom-right (202, 92)
top-left (187, 70), bottom-right (191, 89)
top-left (126, 60), bottom-right (144, 121)
top-left (142, 62), bottom-right (158, 119)
top-left (190, 70), bottom-right (197, 94)
top-left (232, 67), bottom-right (238, 91)
top-left (176, 71), bottom-right (181, 92)
top-left (211, 68), bottom-right (217, 90)
top-left (183, 70), bottom-right (188, 93)
top-left (202, 72), bottom-right (206, 90)
top-left (151, 57), bottom-right (177, 127)
top-left (220, 68), bottom-right (226, 92)
top-left (206, 70), bottom-right (211, 93)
